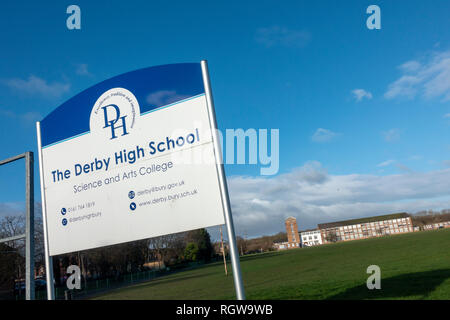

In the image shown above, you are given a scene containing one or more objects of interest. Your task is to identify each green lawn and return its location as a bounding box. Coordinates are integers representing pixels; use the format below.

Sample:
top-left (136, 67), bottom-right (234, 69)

top-left (93, 228), bottom-right (450, 300)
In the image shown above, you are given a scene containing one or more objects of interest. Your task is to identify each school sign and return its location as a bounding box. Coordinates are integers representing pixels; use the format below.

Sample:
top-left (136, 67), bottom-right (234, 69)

top-left (37, 63), bottom-right (230, 256)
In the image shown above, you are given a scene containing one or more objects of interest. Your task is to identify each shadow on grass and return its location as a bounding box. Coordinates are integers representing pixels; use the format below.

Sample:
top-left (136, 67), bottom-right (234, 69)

top-left (240, 251), bottom-right (283, 263)
top-left (88, 272), bottom-right (217, 300)
top-left (128, 272), bottom-right (214, 290)
top-left (329, 269), bottom-right (450, 300)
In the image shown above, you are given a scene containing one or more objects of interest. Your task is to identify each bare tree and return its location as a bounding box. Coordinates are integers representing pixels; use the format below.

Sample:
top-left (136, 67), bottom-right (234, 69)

top-left (0, 215), bottom-right (25, 249)
top-left (0, 215), bottom-right (26, 289)
top-left (325, 230), bottom-right (338, 243)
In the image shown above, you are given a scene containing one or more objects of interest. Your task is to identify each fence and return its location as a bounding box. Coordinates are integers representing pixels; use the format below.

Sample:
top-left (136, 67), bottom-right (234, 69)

top-left (16, 259), bottom-right (220, 300)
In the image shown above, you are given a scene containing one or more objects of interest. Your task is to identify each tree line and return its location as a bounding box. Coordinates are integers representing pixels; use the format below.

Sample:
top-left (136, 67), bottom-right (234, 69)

top-left (0, 208), bottom-right (216, 294)
top-left (410, 209), bottom-right (450, 227)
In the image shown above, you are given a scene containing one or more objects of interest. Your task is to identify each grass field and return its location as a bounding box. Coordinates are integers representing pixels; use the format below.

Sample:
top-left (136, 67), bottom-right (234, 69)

top-left (93, 228), bottom-right (450, 300)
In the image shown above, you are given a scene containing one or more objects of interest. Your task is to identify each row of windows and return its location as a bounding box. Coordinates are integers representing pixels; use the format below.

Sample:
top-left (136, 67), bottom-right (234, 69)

top-left (332, 227), bottom-right (412, 234)
top-left (423, 221), bottom-right (450, 229)
top-left (324, 227), bottom-right (412, 241)
top-left (301, 231), bottom-right (320, 236)
top-left (302, 235), bottom-right (319, 241)
top-left (339, 219), bottom-right (411, 230)
top-left (323, 220), bottom-right (412, 234)
top-left (339, 225), bottom-right (410, 234)
top-left (303, 241), bottom-right (320, 246)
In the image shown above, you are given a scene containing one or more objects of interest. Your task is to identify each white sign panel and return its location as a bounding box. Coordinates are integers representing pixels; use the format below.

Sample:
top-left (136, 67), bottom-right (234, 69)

top-left (38, 63), bottom-right (225, 256)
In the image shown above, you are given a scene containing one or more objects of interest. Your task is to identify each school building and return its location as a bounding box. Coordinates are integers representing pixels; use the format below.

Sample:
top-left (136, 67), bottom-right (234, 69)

top-left (299, 229), bottom-right (323, 247)
top-left (275, 212), bottom-right (415, 250)
top-left (318, 212), bottom-right (413, 244)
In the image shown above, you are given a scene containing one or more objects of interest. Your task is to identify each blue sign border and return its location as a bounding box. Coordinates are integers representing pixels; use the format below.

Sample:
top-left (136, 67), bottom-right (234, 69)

top-left (40, 63), bottom-right (205, 148)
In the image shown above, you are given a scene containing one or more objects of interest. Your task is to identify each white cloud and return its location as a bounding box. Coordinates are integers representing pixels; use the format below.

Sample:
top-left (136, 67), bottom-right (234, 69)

top-left (444, 113), bottom-right (450, 118)
top-left (290, 160), bottom-right (329, 184)
top-left (2, 75), bottom-right (70, 98)
top-left (409, 155), bottom-right (423, 161)
top-left (377, 159), bottom-right (396, 167)
top-left (394, 163), bottom-right (414, 174)
top-left (399, 60), bottom-right (421, 73)
top-left (0, 202), bottom-right (42, 220)
top-left (376, 160), bottom-right (413, 173)
top-left (0, 108), bottom-right (42, 124)
top-left (0, 109), bottom-right (15, 118)
top-left (146, 90), bottom-right (189, 107)
top-left (21, 111), bottom-right (42, 123)
top-left (385, 50), bottom-right (450, 101)
top-left (75, 63), bottom-right (91, 76)
top-left (255, 26), bottom-right (311, 48)
top-left (352, 89), bottom-right (373, 102)
top-left (0, 202), bottom-right (25, 219)
top-left (382, 128), bottom-right (401, 142)
top-left (228, 162), bottom-right (450, 237)
top-left (311, 128), bottom-right (340, 143)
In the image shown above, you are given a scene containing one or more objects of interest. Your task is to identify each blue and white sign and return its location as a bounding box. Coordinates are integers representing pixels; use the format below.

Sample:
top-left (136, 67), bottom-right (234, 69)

top-left (37, 63), bottom-right (226, 256)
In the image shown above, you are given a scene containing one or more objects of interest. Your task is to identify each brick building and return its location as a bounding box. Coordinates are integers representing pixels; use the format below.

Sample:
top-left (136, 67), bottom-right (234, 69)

top-left (318, 212), bottom-right (413, 244)
top-left (284, 217), bottom-right (300, 248)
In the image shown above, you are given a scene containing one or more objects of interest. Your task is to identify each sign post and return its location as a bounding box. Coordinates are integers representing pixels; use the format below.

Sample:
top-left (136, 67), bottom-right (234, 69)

top-left (201, 60), bottom-right (245, 299)
top-left (37, 122), bottom-right (55, 300)
top-left (36, 61), bottom-right (244, 300)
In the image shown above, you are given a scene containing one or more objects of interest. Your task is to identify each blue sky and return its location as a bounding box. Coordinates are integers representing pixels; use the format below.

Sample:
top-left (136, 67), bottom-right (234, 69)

top-left (1, 0), bottom-right (450, 236)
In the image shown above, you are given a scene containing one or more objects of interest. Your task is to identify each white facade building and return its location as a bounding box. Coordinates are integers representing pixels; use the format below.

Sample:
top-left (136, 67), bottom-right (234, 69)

top-left (300, 229), bottom-right (323, 247)
top-left (423, 221), bottom-right (450, 230)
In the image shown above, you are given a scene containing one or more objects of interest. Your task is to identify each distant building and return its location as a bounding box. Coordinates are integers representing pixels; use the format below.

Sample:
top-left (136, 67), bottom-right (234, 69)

top-left (143, 261), bottom-right (165, 270)
top-left (284, 217), bottom-right (300, 249)
top-left (273, 242), bottom-right (289, 250)
top-left (422, 221), bottom-right (450, 230)
top-left (300, 229), bottom-right (323, 247)
top-left (318, 212), bottom-right (413, 244)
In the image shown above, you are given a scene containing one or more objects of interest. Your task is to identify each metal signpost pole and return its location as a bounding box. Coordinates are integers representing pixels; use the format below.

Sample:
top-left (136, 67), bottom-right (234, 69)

top-left (36, 122), bottom-right (55, 300)
top-left (201, 60), bottom-right (246, 300)
top-left (220, 226), bottom-right (228, 276)
top-left (25, 151), bottom-right (35, 300)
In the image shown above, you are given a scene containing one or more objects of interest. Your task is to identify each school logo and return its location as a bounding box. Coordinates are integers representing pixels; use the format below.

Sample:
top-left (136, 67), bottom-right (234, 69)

top-left (90, 88), bottom-right (140, 140)
top-left (102, 103), bottom-right (128, 139)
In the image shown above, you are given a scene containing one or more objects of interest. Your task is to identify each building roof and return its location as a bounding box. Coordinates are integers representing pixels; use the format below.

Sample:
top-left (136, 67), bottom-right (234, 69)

top-left (318, 212), bottom-right (409, 229)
